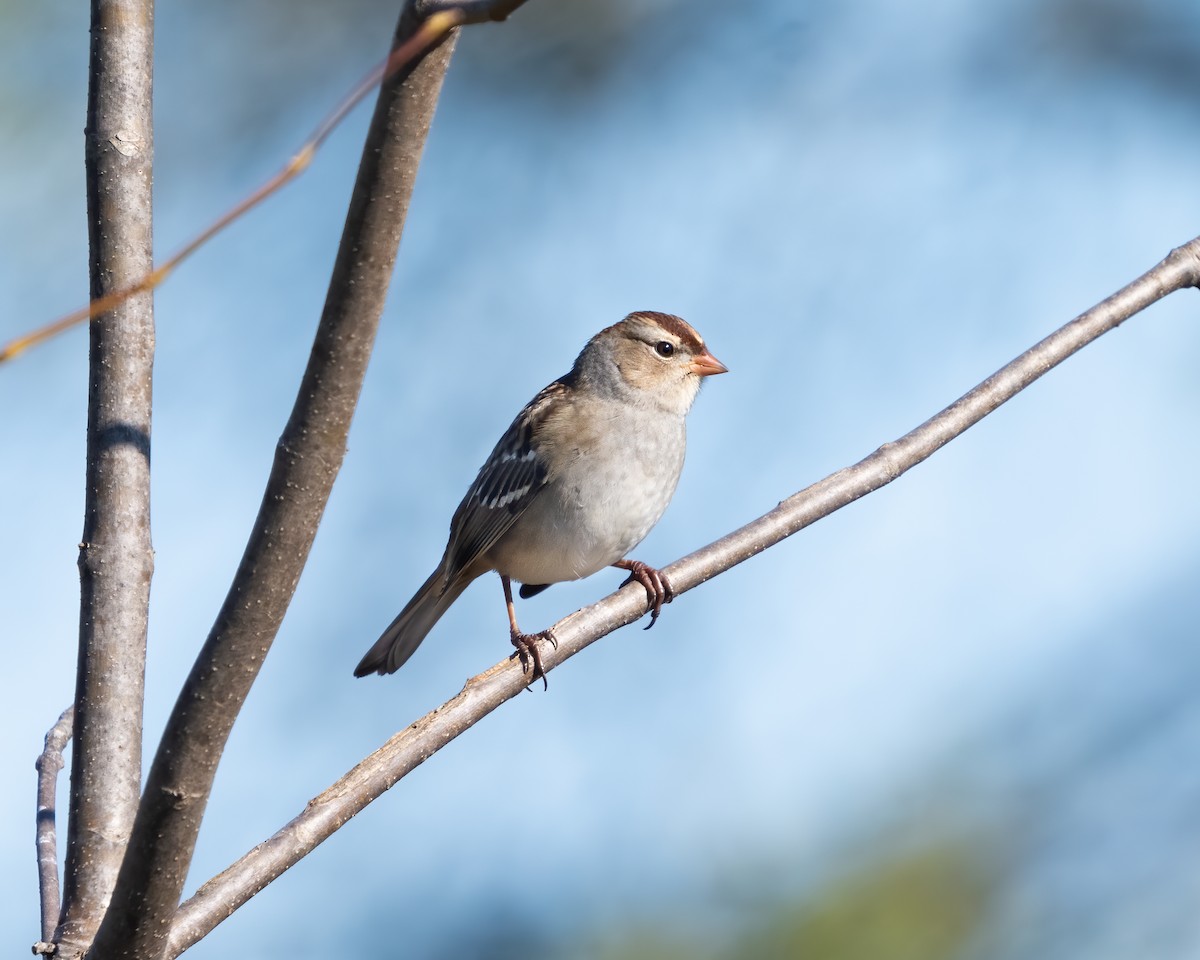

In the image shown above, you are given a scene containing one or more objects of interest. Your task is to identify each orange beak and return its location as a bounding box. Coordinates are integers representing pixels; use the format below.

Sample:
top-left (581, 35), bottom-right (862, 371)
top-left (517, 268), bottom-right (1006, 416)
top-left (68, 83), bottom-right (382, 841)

top-left (689, 350), bottom-right (729, 377)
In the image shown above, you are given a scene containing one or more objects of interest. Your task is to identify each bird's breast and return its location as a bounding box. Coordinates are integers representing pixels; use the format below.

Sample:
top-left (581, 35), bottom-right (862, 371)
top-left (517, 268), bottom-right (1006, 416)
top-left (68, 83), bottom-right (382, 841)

top-left (488, 407), bottom-right (687, 586)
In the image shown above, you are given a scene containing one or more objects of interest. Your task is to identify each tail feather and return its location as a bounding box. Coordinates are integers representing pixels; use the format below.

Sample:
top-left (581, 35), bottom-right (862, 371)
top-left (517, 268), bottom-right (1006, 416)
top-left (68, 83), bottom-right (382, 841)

top-left (354, 569), bottom-right (471, 677)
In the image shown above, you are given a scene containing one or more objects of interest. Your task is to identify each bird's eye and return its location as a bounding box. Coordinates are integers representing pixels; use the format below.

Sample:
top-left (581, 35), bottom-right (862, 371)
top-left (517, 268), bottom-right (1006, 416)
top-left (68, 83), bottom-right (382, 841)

top-left (654, 341), bottom-right (675, 358)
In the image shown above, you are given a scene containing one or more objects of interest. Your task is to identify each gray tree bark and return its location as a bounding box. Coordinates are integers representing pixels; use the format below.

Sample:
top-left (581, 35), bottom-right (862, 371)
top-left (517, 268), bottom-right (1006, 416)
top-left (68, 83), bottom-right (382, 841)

top-left (35, 706), bottom-right (75, 952)
top-left (57, 2), bottom-right (155, 958)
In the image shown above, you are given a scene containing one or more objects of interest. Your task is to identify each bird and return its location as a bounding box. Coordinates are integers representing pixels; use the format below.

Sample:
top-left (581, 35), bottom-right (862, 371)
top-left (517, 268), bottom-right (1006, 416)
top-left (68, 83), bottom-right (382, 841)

top-left (354, 310), bottom-right (727, 687)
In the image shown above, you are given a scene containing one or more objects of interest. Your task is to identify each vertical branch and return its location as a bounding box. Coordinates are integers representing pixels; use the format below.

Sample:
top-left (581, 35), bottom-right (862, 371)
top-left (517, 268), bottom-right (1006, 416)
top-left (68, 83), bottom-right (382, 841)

top-left (34, 706), bottom-right (76, 952)
top-left (89, 5), bottom-right (458, 959)
top-left (57, 1), bottom-right (155, 958)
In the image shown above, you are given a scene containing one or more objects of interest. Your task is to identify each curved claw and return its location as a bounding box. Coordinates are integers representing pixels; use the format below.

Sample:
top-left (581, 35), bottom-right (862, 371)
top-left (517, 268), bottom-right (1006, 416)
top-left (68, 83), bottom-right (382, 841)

top-left (509, 629), bottom-right (554, 690)
top-left (614, 559), bottom-right (674, 629)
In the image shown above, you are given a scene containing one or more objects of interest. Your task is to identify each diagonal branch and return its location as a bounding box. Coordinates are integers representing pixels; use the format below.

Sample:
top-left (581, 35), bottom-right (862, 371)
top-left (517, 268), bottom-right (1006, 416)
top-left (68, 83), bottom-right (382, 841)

top-left (88, 5), bottom-right (466, 959)
top-left (166, 237), bottom-right (1200, 954)
top-left (57, 2), bottom-right (155, 957)
top-left (34, 706), bottom-right (75, 953)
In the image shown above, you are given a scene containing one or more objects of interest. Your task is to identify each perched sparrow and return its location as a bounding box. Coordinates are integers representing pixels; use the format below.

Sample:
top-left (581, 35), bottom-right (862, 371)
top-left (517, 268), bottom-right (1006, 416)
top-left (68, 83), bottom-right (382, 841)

top-left (354, 310), bottom-right (727, 686)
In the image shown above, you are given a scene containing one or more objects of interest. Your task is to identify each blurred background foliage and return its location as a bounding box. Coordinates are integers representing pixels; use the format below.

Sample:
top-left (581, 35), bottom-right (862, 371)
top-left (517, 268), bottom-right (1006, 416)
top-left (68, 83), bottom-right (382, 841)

top-left (589, 839), bottom-right (993, 960)
top-left (3, 0), bottom-right (1200, 958)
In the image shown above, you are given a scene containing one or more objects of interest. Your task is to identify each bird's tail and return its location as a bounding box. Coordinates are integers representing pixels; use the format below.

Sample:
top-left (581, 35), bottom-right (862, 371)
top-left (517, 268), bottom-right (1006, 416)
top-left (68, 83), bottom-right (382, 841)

top-left (353, 569), bottom-right (472, 677)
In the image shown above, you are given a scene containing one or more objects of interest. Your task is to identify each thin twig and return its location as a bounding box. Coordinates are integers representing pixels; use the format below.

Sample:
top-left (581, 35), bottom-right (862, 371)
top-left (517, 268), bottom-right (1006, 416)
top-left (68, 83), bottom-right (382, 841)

top-left (167, 238), bottom-right (1200, 954)
top-left (0, 3), bottom-right (529, 365)
top-left (34, 706), bottom-right (75, 952)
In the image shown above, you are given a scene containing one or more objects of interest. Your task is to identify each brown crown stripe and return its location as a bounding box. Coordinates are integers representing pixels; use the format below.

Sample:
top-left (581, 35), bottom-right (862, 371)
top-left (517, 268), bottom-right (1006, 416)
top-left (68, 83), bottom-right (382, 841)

top-left (625, 310), bottom-right (706, 352)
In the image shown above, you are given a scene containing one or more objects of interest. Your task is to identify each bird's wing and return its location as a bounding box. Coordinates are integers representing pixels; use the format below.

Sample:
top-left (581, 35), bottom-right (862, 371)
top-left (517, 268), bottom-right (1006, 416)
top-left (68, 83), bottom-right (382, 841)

top-left (441, 379), bottom-right (565, 582)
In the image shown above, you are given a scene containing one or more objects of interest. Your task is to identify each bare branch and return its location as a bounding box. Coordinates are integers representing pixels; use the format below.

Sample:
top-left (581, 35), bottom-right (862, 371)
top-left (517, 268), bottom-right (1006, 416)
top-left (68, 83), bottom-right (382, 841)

top-left (166, 237), bottom-right (1200, 952)
top-left (88, 6), bottom-right (460, 960)
top-left (34, 706), bottom-right (75, 951)
top-left (56, 2), bottom-right (155, 958)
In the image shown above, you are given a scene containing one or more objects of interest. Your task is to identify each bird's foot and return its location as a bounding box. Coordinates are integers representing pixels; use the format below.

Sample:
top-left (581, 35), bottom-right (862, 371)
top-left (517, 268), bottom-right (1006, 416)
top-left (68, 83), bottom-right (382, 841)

top-left (614, 559), bottom-right (674, 629)
top-left (510, 629), bottom-right (557, 690)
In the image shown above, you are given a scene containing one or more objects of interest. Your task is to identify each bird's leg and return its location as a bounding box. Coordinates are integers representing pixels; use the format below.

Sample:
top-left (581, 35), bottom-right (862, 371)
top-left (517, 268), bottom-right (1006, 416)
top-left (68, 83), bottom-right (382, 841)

top-left (612, 559), bottom-right (674, 629)
top-left (501, 574), bottom-right (556, 690)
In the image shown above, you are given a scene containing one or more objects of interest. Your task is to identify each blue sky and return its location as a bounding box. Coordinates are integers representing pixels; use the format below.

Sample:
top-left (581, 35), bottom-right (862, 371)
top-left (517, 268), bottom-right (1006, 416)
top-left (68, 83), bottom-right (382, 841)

top-left (2, 1), bottom-right (1199, 956)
